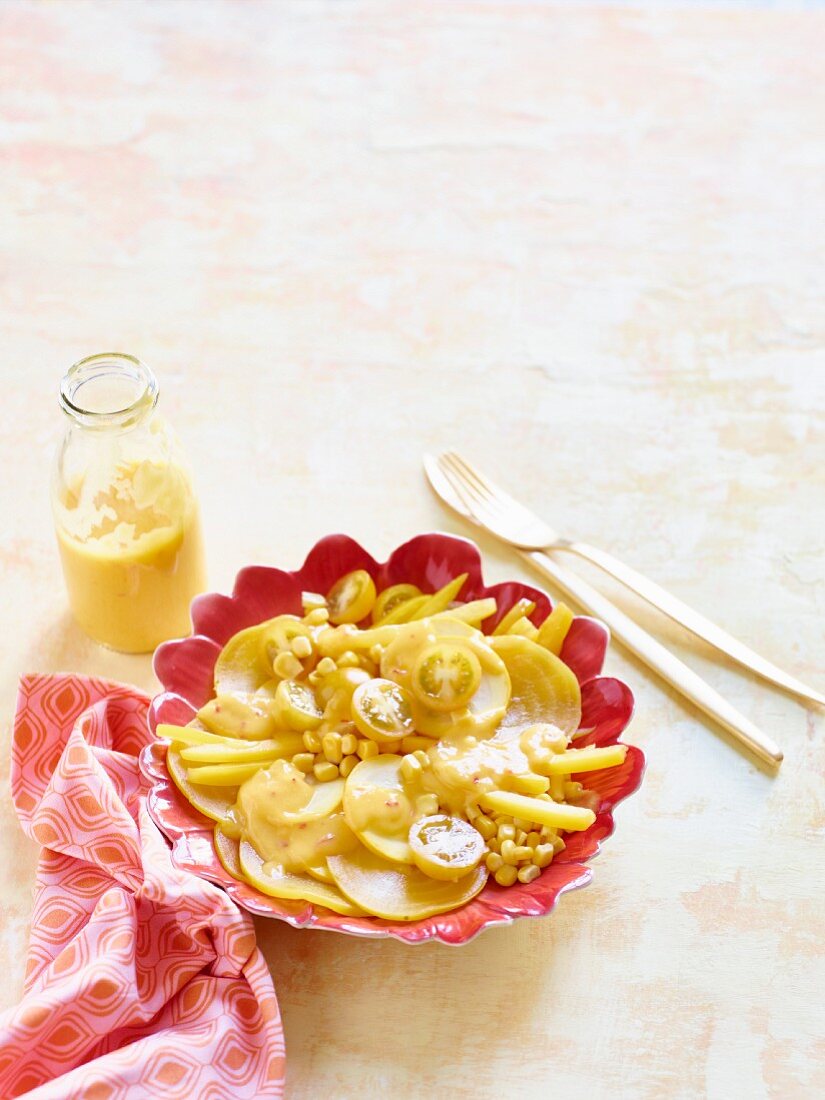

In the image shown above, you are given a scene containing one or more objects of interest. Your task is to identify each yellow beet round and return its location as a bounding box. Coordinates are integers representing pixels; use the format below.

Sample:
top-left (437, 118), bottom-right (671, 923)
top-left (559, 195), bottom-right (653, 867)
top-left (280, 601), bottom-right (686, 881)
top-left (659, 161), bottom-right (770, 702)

top-left (491, 634), bottom-right (581, 737)
top-left (239, 840), bottom-right (364, 916)
top-left (327, 846), bottom-right (487, 921)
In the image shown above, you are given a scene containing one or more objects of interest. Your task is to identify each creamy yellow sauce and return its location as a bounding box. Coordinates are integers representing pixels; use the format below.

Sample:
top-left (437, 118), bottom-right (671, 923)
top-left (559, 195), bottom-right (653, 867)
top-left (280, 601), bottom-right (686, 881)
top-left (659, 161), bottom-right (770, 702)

top-left (55, 459), bottom-right (206, 652)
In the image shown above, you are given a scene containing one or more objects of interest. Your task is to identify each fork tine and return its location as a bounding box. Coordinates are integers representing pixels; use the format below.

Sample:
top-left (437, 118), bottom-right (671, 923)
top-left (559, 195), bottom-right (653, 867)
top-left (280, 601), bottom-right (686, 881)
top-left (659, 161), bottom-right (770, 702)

top-left (437, 454), bottom-right (485, 512)
top-left (441, 452), bottom-right (510, 522)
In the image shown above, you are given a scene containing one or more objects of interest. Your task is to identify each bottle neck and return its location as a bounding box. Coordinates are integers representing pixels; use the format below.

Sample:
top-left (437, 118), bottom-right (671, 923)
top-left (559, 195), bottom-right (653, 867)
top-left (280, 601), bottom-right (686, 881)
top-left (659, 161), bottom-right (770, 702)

top-left (60, 353), bottom-right (158, 432)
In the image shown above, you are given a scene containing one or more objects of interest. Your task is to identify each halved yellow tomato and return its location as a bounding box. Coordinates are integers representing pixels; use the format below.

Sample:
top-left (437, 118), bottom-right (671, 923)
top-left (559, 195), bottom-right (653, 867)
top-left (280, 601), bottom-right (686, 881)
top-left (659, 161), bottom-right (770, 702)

top-left (258, 615), bottom-right (316, 675)
top-left (351, 678), bottom-right (415, 743)
top-left (327, 570), bottom-right (377, 624)
top-left (373, 583), bottom-right (421, 623)
top-left (491, 634), bottom-right (581, 737)
top-left (274, 679), bottom-right (324, 731)
top-left (411, 642), bottom-right (482, 712)
top-left (327, 847), bottom-right (487, 920)
top-left (409, 815), bottom-right (485, 881)
top-left (343, 754), bottom-right (415, 863)
top-left (239, 840), bottom-right (365, 916)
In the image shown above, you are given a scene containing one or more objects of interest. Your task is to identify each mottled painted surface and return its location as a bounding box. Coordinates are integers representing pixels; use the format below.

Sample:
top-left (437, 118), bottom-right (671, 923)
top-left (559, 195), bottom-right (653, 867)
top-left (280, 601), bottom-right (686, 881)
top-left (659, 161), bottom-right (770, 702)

top-left (0, 2), bottom-right (823, 1097)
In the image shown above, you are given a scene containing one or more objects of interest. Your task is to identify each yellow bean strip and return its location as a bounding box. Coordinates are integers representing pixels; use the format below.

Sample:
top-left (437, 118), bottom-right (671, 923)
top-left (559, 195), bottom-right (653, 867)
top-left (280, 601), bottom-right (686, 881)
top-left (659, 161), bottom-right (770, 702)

top-left (541, 744), bottom-right (628, 775)
top-left (179, 735), bottom-right (304, 764)
top-left (156, 723), bottom-right (243, 747)
top-left (187, 762), bottom-right (270, 786)
top-left (410, 574), bottom-right (469, 619)
top-left (493, 599), bottom-right (537, 636)
top-left (537, 602), bottom-right (574, 655)
top-left (431, 598), bottom-right (497, 625)
top-left (481, 790), bottom-right (596, 831)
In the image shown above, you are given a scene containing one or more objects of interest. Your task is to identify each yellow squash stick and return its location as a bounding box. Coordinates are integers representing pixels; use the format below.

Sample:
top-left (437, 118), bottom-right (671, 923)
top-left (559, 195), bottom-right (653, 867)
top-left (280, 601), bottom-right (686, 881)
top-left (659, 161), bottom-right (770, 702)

top-left (156, 723), bottom-right (245, 748)
top-left (493, 599), bottom-right (536, 636)
top-left (186, 761), bottom-right (270, 786)
top-left (537, 602), bottom-right (574, 656)
top-left (541, 744), bottom-right (627, 775)
top-left (180, 734), bottom-right (304, 765)
top-left (481, 790), bottom-right (596, 831)
top-left (411, 573), bottom-right (469, 619)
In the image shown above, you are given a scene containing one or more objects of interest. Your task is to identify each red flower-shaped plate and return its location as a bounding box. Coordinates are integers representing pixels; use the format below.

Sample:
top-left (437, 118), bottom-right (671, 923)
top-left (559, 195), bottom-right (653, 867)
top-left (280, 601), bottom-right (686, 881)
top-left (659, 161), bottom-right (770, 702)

top-left (142, 533), bottom-right (644, 945)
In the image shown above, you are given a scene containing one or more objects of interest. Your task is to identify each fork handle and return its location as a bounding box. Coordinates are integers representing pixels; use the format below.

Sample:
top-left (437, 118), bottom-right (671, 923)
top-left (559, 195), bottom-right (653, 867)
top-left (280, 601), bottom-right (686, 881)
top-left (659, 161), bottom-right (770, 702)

top-left (521, 550), bottom-right (784, 768)
top-left (555, 540), bottom-right (824, 709)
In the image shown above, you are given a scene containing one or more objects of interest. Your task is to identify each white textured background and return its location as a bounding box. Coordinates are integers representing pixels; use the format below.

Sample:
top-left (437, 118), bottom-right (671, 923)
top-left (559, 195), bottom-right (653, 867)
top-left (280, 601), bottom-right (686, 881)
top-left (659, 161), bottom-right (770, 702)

top-left (1, 2), bottom-right (823, 1097)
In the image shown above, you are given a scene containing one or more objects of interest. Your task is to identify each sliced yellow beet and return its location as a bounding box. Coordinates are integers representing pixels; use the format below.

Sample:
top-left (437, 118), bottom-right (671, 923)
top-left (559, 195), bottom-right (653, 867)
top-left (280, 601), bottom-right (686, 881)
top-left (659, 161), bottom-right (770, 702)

top-left (410, 574), bottom-right (469, 619)
top-left (166, 747), bottom-right (236, 823)
top-left (480, 789), bottom-right (595, 831)
top-left (187, 761), bottom-right (267, 786)
top-left (328, 846), bottom-right (488, 921)
top-left (179, 733), bottom-right (304, 765)
top-left (537, 602), bottom-right (574, 656)
top-left (541, 744), bottom-right (627, 775)
top-left (214, 823), bottom-right (244, 880)
top-left (197, 693), bottom-right (280, 740)
top-left (239, 840), bottom-right (365, 916)
top-left (279, 777), bottom-right (345, 823)
top-left (343, 755), bottom-right (415, 864)
top-left (305, 862), bottom-right (334, 884)
top-left (214, 618), bottom-right (283, 696)
top-left (491, 634), bottom-right (581, 737)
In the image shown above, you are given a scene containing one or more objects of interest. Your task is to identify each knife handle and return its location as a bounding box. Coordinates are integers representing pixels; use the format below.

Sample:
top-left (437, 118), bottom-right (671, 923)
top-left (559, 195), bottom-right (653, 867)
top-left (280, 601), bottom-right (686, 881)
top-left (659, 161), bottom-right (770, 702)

top-left (521, 550), bottom-right (783, 768)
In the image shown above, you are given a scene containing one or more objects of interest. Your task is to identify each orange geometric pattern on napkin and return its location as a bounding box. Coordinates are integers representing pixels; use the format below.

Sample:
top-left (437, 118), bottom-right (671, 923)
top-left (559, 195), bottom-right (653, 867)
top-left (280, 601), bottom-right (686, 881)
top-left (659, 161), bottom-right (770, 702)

top-left (0, 674), bottom-right (285, 1099)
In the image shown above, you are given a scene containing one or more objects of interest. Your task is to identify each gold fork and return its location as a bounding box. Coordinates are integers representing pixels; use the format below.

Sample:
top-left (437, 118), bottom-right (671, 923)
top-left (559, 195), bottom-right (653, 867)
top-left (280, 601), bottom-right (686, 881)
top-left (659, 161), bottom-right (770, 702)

top-left (424, 450), bottom-right (786, 768)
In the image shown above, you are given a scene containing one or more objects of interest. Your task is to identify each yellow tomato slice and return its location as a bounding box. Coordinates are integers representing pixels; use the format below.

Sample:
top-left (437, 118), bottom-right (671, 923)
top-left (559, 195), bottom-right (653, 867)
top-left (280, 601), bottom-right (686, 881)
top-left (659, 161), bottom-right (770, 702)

top-left (491, 634), bottom-right (581, 737)
top-left (258, 615), bottom-right (317, 674)
top-left (343, 754), bottom-right (415, 863)
top-left (274, 679), bottom-right (324, 731)
top-left (327, 846), bottom-right (488, 921)
top-left (239, 840), bottom-right (365, 916)
top-left (373, 584), bottom-right (422, 623)
top-left (327, 570), bottom-right (377, 624)
top-left (351, 678), bottom-right (416, 743)
top-left (412, 642), bottom-right (482, 713)
top-left (409, 815), bottom-right (485, 881)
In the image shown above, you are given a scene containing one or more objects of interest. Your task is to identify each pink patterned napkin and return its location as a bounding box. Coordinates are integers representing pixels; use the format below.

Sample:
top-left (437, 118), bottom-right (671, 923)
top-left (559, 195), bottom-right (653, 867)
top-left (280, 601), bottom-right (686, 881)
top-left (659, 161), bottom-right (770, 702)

top-left (0, 674), bottom-right (285, 1099)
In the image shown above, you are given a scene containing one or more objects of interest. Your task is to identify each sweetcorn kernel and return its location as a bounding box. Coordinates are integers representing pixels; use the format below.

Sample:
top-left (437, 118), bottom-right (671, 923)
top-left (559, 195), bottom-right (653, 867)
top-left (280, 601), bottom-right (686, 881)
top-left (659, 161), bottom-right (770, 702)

top-left (369, 644), bottom-right (384, 664)
top-left (381, 739), bottom-right (402, 754)
top-left (305, 607), bottom-right (330, 626)
top-left (516, 830), bottom-right (528, 847)
top-left (316, 656), bottom-right (337, 676)
top-left (341, 733), bottom-right (358, 757)
top-left (497, 824), bottom-right (516, 844)
top-left (302, 591), bottom-right (327, 613)
top-left (337, 651), bottom-right (360, 668)
top-left (357, 739), bottom-right (379, 761)
top-left (532, 844), bottom-right (555, 868)
top-left (485, 852), bottom-right (504, 873)
top-left (500, 839), bottom-right (518, 865)
top-left (474, 814), bottom-right (496, 840)
top-left (400, 755), bottom-right (423, 782)
top-left (290, 634), bottom-right (313, 660)
top-left (526, 832), bottom-right (541, 849)
top-left (494, 865), bottom-right (518, 887)
top-left (322, 732), bottom-right (343, 764)
top-left (302, 730), bottom-right (322, 753)
top-left (513, 845), bottom-right (532, 862)
top-left (412, 750), bottom-right (430, 769)
top-left (314, 760), bottom-right (339, 782)
top-left (339, 754), bottom-right (358, 778)
top-left (273, 651), bottom-right (303, 679)
top-left (292, 753), bottom-right (315, 773)
top-left (517, 864), bottom-right (541, 884)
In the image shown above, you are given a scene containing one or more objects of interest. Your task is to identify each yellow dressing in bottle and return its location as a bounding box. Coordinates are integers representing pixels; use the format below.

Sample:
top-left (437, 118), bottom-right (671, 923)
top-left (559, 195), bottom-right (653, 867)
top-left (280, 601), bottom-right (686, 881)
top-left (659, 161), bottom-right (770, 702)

top-left (52, 354), bottom-right (206, 653)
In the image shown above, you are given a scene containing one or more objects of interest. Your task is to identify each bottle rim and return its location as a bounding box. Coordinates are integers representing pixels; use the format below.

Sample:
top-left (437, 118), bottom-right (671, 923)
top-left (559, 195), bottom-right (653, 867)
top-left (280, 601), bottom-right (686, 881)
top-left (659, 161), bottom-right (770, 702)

top-left (59, 352), bottom-right (159, 429)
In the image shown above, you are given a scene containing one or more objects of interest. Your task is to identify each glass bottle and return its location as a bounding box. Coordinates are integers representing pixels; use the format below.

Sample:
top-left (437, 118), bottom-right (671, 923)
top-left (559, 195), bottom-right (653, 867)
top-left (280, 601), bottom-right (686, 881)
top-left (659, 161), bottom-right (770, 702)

top-left (51, 353), bottom-right (207, 653)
